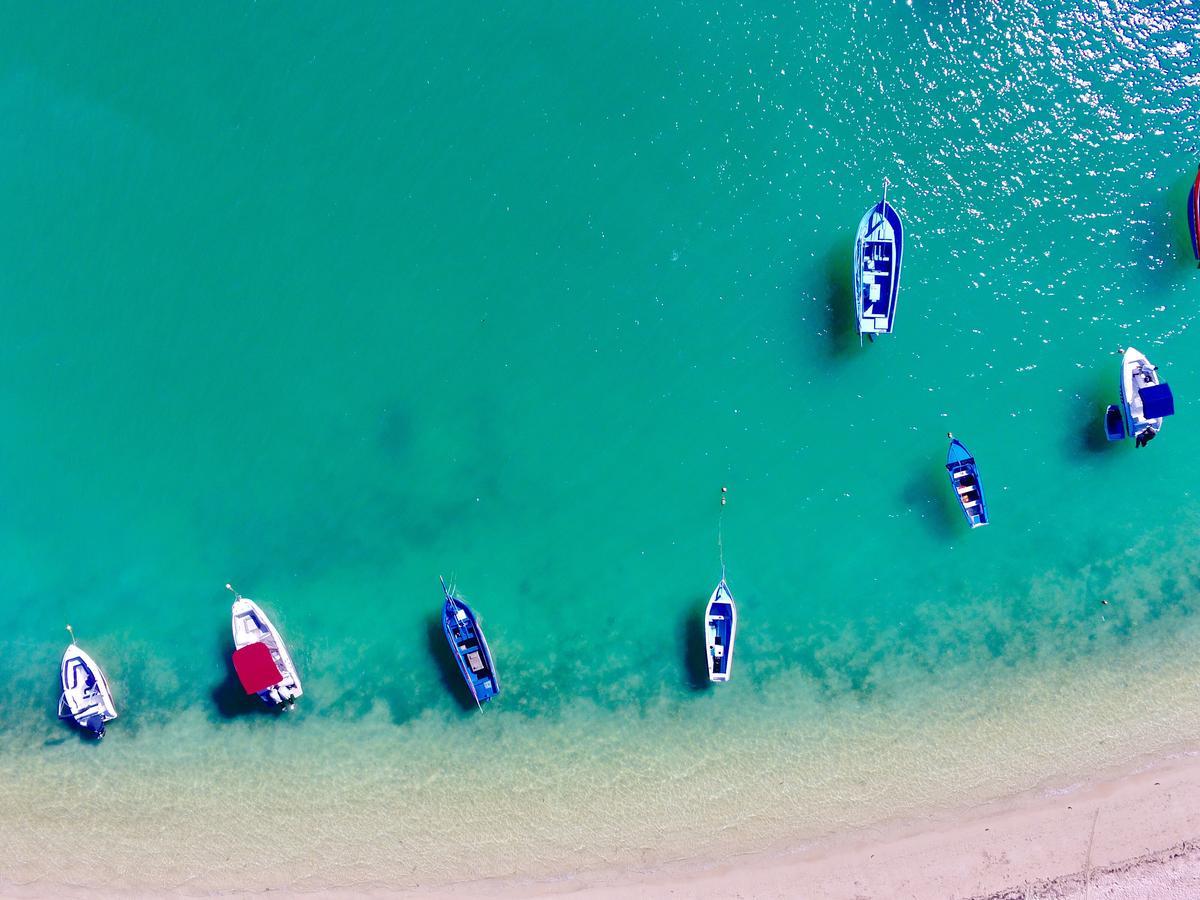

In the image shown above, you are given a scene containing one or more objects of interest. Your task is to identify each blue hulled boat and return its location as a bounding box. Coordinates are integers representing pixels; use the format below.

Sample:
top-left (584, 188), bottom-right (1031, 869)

top-left (945, 435), bottom-right (989, 529)
top-left (854, 178), bottom-right (904, 338)
top-left (704, 579), bottom-right (737, 683)
top-left (1105, 404), bottom-right (1126, 442)
top-left (441, 578), bottom-right (500, 707)
top-left (1188, 164), bottom-right (1200, 262)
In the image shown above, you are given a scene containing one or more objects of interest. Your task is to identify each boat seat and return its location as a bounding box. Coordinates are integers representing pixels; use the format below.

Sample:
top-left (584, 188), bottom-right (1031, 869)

top-left (466, 651), bottom-right (486, 673)
top-left (963, 499), bottom-right (978, 508)
top-left (870, 285), bottom-right (881, 301)
top-left (952, 469), bottom-right (968, 479)
top-left (956, 484), bottom-right (973, 494)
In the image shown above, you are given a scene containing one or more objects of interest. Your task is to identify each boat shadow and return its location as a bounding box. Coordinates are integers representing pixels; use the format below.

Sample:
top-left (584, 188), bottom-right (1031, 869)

top-left (1077, 411), bottom-right (1116, 455)
top-left (1070, 367), bottom-right (1122, 457)
top-left (815, 241), bottom-right (858, 359)
top-left (425, 616), bottom-right (478, 713)
top-left (679, 605), bottom-right (712, 693)
top-left (1139, 173), bottom-right (1200, 290)
top-left (209, 632), bottom-right (281, 719)
top-left (48, 727), bottom-right (105, 746)
top-left (902, 465), bottom-right (960, 540)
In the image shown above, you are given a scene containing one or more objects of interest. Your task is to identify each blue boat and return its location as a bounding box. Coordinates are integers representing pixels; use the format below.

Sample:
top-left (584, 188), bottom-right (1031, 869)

top-left (704, 579), bottom-right (737, 683)
top-left (1105, 404), bottom-right (1126, 441)
top-left (854, 178), bottom-right (904, 338)
top-left (945, 435), bottom-right (989, 529)
top-left (440, 578), bottom-right (500, 707)
top-left (1189, 164), bottom-right (1199, 262)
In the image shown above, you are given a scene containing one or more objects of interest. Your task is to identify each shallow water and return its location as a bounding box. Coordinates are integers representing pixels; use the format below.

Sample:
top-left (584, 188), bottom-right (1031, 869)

top-left (2, 1), bottom-right (1200, 890)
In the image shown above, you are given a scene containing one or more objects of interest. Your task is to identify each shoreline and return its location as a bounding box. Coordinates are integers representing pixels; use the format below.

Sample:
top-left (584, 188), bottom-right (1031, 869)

top-left (6, 672), bottom-right (1200, 900)
top-left (6, 745), bottom-right (1199, 898)
top-left (425, 747), bottom-right (1200, 899)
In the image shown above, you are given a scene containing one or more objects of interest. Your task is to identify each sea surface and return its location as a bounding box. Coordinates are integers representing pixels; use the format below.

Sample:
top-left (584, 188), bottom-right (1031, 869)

top-left (3, 1), bottom-right (1200, 892)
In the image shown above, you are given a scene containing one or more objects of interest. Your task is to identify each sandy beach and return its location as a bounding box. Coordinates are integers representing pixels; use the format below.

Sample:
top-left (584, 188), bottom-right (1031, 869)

top-left (430, 749), bottom-right (1200, 900)
top-left (3, 747), bottom-right (1200, 899)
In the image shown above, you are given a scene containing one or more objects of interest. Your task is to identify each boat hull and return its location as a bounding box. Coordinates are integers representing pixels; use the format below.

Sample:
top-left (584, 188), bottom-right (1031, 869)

top-left (1189, 166), bottom-right (1200, 261)
top-left (704, 580), bottom-right (738, 683)
top-left (854, 197), bottom-right (904, 336)
top-left (442, 594), bottom-right (500, 706)
top-left (946, 438), bottom-right (989, 528)
top-left (231, 597), bottom-right (303, 705)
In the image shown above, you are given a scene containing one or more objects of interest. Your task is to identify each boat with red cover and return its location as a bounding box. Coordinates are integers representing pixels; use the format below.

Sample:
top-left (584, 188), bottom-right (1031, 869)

top-left (228, 584), bottom-right (303, 707)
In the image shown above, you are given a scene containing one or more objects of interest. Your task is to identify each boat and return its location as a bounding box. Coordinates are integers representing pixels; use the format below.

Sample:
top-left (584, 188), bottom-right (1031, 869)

top-left (1189, 164), bottom-right (1200, 262)
top-left (228, 585), bottom-right (303, 707)
top-left (1105, 404), bottom-right (1126, 441)
top-left (1119, 347), bottom-right (1174, 447)
top-left (704, 580), bottom-right (738, 683)
top-left (854, 178), bottom-right (904, 338)
top-left (945, 434), bottom-right (989, 528)
top-left (58, 626), bottom-right (118, 739)
top-left (441, 578), bottom-right (500, 707)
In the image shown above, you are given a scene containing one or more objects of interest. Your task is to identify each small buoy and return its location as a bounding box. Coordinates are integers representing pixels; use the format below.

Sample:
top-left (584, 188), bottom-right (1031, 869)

top-left (1101, 600), bottom-right (1109, 606)
top-left (720, 486), bottom-right (727, 505)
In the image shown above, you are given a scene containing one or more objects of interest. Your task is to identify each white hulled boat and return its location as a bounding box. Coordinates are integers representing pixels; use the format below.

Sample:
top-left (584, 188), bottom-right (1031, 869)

top-left (229, 585), bottom-right (303, 707)
top-left (58, 627), bottom-right (118, 738)
top-left (1120, 347), bottom-right (1174, 447)
top-left (704, 580), bottom-right (738, 683)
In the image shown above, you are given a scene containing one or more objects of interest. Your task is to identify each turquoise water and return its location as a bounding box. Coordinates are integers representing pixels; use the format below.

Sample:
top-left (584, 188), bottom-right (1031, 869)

top-left (3, 1), bottom-right (1200, 891)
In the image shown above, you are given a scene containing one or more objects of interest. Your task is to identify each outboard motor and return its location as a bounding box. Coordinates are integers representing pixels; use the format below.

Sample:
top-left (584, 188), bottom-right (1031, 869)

top-left (83, 713), bottom-right (106, 738)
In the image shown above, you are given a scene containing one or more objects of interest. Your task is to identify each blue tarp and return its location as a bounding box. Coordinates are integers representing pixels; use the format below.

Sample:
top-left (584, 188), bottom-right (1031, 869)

top-left (1142, 383), bottom-right (1175, 418)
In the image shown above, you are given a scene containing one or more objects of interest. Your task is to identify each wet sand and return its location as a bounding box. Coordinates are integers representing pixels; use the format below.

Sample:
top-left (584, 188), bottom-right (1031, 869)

top-left (429, 749), bottom-right (1200, 900)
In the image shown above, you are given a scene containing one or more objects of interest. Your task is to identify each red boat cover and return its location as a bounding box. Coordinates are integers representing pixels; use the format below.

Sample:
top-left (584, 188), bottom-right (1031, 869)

top-left (232, 642), bottom-right (283, 694)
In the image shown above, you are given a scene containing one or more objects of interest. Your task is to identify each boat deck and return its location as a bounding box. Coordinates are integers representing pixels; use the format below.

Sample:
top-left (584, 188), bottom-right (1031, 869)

top-left (860, 238), bottom-right (895, 326)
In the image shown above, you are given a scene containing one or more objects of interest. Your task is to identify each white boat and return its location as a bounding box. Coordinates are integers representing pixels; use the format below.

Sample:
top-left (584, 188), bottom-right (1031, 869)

top-left (229, 585), bottom-right (303, 707)
top-left (704, 580), bottom-right (738, 683)
top-left (853, 178), bottom-right (904, 338)
top-left (1120, 347), bottom-right (1174, 447)
top-left (58, 630), bottom-right (118, 738)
